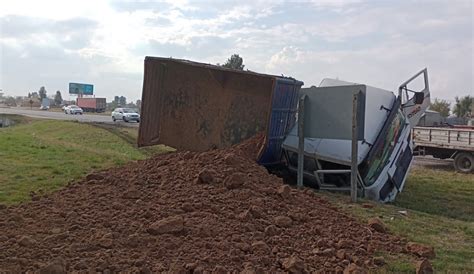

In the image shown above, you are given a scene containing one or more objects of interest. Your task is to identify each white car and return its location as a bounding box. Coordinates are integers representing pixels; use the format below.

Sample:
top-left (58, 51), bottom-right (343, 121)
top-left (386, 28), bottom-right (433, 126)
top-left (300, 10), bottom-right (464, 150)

top-left (112, 108), bottom-right (140, 122)
top-left (65, 105), bottom-right (83, 115)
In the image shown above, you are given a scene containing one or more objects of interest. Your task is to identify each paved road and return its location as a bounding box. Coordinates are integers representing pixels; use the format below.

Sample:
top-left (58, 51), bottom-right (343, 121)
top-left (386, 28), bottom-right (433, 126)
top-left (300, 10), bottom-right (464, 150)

top-left (413, 156), bottom-right (454, 171)
top-left (0, 107), bottom-right (139, 127)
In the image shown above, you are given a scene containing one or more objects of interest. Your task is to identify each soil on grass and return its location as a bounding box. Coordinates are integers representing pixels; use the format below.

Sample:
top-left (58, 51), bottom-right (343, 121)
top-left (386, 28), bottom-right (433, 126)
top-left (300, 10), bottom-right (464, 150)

top-left (0, 135), bottom-right (411, 272)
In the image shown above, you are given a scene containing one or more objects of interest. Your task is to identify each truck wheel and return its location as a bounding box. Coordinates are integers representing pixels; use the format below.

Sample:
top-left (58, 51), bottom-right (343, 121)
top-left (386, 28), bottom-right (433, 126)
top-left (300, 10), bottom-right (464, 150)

top-left (454, 152), bottom-right (473, 173)
top-left (112, 117), bottom-right (116, 122)
top-left (123, 117), bottom-right (128, 123)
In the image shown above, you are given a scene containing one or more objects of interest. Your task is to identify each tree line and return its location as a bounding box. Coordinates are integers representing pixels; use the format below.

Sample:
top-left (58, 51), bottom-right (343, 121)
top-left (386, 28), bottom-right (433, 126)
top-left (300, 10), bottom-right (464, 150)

top-left (26, 86), bottom-right (63, 106)
top-left (429, 96), bottom-right (473, 118)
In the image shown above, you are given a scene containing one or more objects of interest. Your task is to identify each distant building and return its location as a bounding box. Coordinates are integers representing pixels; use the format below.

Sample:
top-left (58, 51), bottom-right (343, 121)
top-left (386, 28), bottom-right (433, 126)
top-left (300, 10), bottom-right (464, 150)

top-left (417, 110), bottom-right (445, 127)
top-left (446, 116), bottom-right (468, 126)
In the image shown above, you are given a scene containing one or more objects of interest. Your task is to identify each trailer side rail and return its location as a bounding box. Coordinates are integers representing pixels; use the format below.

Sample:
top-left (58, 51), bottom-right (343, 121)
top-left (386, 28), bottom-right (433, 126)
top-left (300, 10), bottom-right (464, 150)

top-left (413, 126), bottom-right (474, 152)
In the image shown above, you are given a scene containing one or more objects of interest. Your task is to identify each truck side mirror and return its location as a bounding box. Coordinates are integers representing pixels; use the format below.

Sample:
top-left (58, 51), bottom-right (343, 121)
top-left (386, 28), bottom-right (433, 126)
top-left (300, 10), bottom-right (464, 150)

top-left (414, 92), bottom-right (424, 104)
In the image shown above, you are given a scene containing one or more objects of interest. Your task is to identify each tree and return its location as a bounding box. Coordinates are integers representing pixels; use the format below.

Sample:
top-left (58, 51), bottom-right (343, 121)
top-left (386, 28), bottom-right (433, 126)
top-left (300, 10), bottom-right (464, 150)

top-left (54, 91), bottom-right (63, 106)
top-left (38, 86), bottom-right (47, 101)
top-left (221, 54), bottom-right (245, 70)
top-left (453, 95), bottom-right (473, 118)
top-left (429, 98), bottom-right (450, 117)
top-left (4, 96), bottom-right (16, 106)
top-left (30, 92), bottom-right (39, 98)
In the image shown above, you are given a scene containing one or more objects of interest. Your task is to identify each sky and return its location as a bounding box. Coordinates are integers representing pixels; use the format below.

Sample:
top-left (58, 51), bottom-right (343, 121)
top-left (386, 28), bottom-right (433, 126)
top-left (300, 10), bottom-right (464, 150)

top-left (0, 0), bottom-right (473, 103)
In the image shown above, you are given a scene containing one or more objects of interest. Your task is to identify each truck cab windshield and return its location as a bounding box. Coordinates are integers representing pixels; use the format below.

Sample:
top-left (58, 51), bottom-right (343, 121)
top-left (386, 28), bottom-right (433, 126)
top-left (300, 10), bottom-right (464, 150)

top-left (362, 101), bottom-right (406, 186)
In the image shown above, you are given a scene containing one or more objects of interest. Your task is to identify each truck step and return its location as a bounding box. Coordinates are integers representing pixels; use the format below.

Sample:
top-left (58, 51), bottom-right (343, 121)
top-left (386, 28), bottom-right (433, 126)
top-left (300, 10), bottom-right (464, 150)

top-left (319, 184), bottom-right (351, 192)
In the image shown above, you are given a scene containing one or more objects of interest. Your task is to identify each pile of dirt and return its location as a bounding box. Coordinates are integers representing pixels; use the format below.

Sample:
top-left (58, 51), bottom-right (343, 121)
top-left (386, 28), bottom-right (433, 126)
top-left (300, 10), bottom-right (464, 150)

top-left (1, 136), bottom-right (409, 273)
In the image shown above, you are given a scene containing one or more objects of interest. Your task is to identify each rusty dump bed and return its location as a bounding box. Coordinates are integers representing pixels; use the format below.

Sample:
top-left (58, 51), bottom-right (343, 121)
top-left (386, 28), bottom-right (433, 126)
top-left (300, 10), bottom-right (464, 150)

top-left (138, 57), bottom-right (302, 165)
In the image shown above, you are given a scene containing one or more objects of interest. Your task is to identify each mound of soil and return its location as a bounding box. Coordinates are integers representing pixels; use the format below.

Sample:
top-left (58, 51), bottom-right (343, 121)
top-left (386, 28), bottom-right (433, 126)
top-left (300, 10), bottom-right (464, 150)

top-left (0, 136), bottom-right (407, 273)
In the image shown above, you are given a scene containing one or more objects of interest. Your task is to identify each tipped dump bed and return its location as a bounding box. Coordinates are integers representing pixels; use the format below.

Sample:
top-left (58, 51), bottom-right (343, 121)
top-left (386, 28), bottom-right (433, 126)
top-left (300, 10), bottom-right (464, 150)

top-left (138, 57), bottom-right (303, 165)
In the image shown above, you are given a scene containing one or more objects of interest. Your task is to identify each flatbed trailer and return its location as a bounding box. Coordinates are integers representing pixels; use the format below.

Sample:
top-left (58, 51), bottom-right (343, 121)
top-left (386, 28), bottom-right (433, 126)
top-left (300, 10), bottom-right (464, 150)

top-left (413, 126), bottom-right (474, 173)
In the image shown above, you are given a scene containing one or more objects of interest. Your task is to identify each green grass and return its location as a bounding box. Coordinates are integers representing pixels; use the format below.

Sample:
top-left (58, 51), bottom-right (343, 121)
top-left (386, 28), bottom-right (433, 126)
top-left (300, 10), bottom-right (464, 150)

top-left (327, 167), bottom-right (474, 272)
top-left (0, 118), bottom-right (169, 205)
top-left (394, 168), bottom-right (474, 221)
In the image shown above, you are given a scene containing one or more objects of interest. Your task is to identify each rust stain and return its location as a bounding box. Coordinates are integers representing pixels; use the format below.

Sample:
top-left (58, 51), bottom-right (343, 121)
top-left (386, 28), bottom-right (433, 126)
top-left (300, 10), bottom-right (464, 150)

top-left (138, 57), bottom-right (275, 152)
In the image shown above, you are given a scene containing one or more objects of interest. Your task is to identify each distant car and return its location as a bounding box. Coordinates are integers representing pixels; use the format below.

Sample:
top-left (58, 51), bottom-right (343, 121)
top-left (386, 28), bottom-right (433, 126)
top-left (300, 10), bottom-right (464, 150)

top-left (65, 105), bottom-right (83, 115)
top-left (112, 108), bottom-right (140, 122)
top-left (39, 105), bottom-right (49, 110)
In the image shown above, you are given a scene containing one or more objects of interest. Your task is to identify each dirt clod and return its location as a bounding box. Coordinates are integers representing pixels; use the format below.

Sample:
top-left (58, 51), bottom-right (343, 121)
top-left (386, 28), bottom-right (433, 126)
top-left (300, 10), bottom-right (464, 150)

top-left (274, 215), bottom-right (292, 228)
top-left (373, 256), bottom-right (385, 266)
top-left (147, 216), bottom-right (184, 235)
top-left (122, 189), bottom-right (141, 199)
top-left (281, 255), bottom-right (307, 273)
top-left (264, 225), bottom-right (278, 236)
top-left (224, 172), bottom-right (246, 189)
top-left (344, 263), bottom-right (367, 274)
top-left (39, 258), bottom-right (66, 274)
top-left (277, 184), bottom-right (292, 199)
top-left (407, 242), bottom-right (436, 259)
top-left (195, 169), bottom-right (216, 184)
top-left (18, 236), bottom-right (36, 247)
top-left (336, 249), bottom-right (346, 259)
top-left (368, 218), bottom-right (386, 233)
top-left (85, 173), bottom-right (104, 181)
top-left (251, 241), bottom-right (270, 253)
top-left (415, 259), bottom-right (433, 274)
top-left (322, 248), bottom-right (335, 256)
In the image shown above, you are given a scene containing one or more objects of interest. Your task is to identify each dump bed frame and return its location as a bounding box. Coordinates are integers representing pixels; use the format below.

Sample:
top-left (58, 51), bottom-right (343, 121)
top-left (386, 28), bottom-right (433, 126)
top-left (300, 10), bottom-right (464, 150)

top-left (138, 57), bottom-right (302, 165)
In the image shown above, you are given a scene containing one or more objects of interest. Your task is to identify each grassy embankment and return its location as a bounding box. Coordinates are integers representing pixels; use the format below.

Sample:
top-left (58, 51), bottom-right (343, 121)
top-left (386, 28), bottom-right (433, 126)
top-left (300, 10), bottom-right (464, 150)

top-left (328, 167), bottom-right (473, 272)
top-left (0, 115), bottom-right (170, 204)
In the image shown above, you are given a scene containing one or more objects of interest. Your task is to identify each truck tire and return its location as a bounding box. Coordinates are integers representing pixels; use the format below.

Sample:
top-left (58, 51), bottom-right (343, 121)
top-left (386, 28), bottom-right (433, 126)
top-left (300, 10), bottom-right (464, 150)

top-left (454, 152), bottom-right (474, 173)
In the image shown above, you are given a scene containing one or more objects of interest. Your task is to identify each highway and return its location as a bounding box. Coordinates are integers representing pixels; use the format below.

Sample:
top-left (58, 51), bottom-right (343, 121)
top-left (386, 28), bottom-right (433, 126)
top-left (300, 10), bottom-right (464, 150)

top-left (0, 107), bottom-right (139, 127)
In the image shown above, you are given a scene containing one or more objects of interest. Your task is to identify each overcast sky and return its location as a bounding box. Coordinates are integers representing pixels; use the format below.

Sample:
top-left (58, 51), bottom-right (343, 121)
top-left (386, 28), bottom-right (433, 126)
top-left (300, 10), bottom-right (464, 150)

top-left (0, 0), bottom-right (472, 103)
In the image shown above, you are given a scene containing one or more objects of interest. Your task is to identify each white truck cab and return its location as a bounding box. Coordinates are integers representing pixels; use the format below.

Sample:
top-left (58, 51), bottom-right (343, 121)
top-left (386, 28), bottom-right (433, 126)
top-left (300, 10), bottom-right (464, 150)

top-left (282, 69), bottom-right (430, 202)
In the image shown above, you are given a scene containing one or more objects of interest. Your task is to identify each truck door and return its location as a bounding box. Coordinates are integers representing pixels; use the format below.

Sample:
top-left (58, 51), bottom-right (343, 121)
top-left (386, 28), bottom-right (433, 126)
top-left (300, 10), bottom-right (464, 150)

top-left (399, 68), bottom-right (430, 126)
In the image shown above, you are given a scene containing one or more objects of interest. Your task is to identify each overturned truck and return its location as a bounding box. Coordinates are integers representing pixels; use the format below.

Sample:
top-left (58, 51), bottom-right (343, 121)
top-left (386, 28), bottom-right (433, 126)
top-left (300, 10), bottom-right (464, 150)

top-left (138, 57), bottom-right (430, 202)
top-left (138, 57), bottom-right (303, 165)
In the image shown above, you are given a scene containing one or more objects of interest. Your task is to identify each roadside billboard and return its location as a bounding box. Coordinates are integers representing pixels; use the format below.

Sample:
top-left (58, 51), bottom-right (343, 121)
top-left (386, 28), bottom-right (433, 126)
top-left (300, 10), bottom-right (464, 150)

top-left (69, 83), bottom-right (94, 95)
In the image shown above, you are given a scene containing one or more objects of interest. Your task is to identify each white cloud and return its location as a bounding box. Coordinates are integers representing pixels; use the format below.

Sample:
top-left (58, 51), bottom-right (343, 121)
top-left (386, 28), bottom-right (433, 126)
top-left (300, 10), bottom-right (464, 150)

top-left (0, 0), bottom-right (472, 102)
